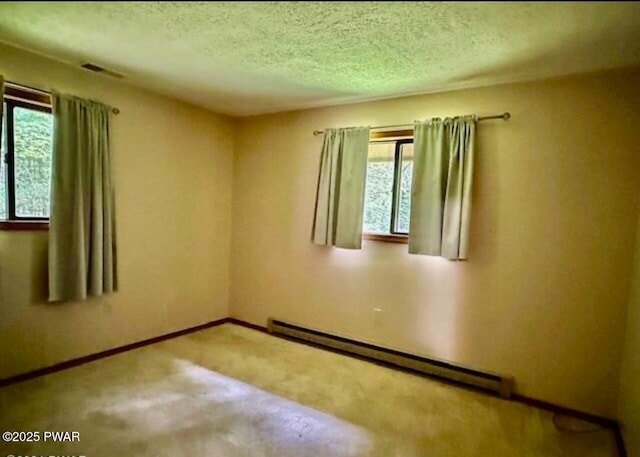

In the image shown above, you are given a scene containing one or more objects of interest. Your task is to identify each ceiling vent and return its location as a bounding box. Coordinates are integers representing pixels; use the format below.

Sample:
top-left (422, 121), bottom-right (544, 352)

top-left (80, 62), bottom-right (123, 79)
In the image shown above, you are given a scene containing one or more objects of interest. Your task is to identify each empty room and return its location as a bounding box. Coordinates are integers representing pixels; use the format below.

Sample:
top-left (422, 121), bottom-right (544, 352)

top-left (1, 2), bottom-right (640, 456)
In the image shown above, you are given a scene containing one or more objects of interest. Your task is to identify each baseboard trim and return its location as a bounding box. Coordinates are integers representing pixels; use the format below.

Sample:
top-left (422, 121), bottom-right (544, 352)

top-left (0, 316), bottom-right (627, 457)
top-left (228, 318), bottom-right (625, 456)
top-left (227, 317), bottom-right (269, 333)
top-left (512, 395), bottom-right (625, 457)
top-left (614, 427), bottom-right (628, 457)
top-left (269, 317), bottom-right (512, 398)
top-left (0, 317), bottom-right (231, 388)
top-left (513, 394), bottom-right (626, 456)
top-left (512, 394), bottom-right (616, 428)
top-left (512, 394), bottom-right (627, 457)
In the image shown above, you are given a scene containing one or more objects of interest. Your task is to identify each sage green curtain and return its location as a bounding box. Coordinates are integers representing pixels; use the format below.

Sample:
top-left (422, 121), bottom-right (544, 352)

top-left (0, 76), bottom-right (4, 159)
top-left (312, 127), bottom-right (370, 249)
top-left (409, 116), bottom-right (476, 260)
top-left (49, 92), bottom-right (116, 302)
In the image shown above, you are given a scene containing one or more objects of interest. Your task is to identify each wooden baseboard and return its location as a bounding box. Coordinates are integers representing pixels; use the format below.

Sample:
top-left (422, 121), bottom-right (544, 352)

top-left (512, 395), bottom-right (626, 457)
top-left (512, 394), bottom-right (616, 428)
top-left (0, 316), bottom-right (627, 457)
top-left (614, 427), bottom-right (628, 457)
top-left (227, 317), bottom-right (269, 333)
top-left (0, 317), bottom-right (231, 387)
top-left (230, 319), bottom-right (626, 455)
top-left (232, 320), bottom-right (623, 428)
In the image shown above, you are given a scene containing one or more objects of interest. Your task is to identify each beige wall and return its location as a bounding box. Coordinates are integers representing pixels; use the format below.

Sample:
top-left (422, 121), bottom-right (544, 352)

top-left (230, 68), bottom-right (640, 417)
top-left (619, 211), bottom-right (640, 456)
top-left (3, 39), bottom-right (640, 422)
top-left (0, 43), bottom-right (235, 378)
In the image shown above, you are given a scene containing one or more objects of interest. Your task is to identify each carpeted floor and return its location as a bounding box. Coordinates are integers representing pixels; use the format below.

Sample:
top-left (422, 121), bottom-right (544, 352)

top-left (0, 323), bottom-right (618, 456)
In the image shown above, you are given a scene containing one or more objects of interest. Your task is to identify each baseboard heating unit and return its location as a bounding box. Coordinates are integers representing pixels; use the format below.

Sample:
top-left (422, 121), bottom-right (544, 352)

top-left (268, 318), bottom-right (512, 398)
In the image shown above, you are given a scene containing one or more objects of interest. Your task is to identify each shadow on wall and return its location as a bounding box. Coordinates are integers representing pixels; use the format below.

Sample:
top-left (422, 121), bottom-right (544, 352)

top-left (407, 121), bottom-right (502, 363)
top-left (276, 120), bottom-right (504, 366)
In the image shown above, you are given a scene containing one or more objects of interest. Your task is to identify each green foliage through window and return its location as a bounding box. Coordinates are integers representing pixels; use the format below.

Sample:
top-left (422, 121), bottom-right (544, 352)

top-left (1, 101), bottom-right (53, 220)
top-left (363, 140), bottom-right (413, 234)
top-left (0, 108), bottom-right (6, 220)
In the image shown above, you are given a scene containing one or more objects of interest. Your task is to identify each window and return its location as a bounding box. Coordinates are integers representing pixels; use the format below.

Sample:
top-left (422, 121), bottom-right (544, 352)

top-left (363, 134), bottom-right (413, 241)
top-left (1, 85), bottom-right (53, 226)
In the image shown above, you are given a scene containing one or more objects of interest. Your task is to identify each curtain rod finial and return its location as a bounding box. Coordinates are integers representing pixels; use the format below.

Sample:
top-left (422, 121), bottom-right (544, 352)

top-left (313, 130), bottom-right (323, 136)
top-left (503, 112), bottom-right (511, 120)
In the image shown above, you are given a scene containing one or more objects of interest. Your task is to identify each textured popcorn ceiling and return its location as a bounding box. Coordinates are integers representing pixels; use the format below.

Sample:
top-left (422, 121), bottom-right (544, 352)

top-left (0, 2), bottom-right (639, 116)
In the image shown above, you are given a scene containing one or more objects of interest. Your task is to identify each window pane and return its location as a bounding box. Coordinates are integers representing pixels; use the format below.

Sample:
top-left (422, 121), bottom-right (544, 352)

top-left (396, 143), bottom-right (413, 233)
top-left (14, 107), bottom-right (53, 218)
top-left (0, 103), bottom-right (6, 219)
top-left (363, 142), bottom-right (395, 234)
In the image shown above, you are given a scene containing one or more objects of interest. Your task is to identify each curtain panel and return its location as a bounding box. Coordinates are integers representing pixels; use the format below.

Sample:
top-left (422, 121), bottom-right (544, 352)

top-left (311, 127), bottom-right (370, 249)
top-left (49, 92), bottom-right (117, 301)
top-left (0, 76), bottom-right (4, 160)
top-left (409, 116), bottom-right (476, 260)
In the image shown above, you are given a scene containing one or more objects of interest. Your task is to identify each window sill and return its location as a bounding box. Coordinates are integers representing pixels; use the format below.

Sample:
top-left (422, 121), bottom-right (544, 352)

top-left (363, 233), bottom-right (408, 244)
top-left (0, 220), bottom-right (49, 231)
